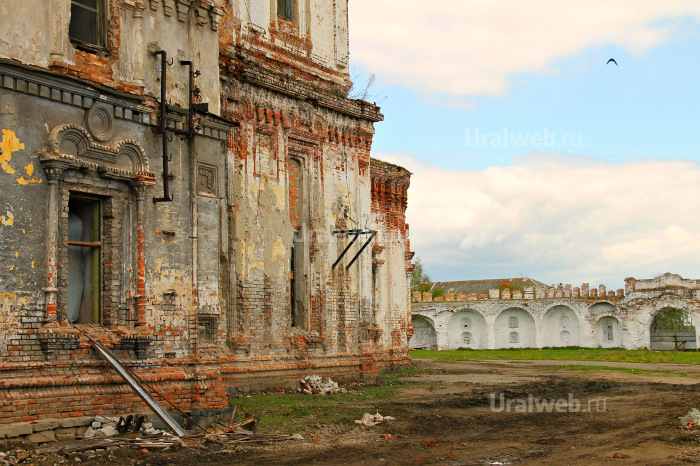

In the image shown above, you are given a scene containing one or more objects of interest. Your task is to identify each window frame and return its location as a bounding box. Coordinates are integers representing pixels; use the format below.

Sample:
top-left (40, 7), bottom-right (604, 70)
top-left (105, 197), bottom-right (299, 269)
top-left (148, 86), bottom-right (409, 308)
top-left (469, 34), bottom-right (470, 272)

top-left (288, 155), bottom-right (308, 329)
top-left (277, 0), bottom-right (293, 21)
top-left (69, 0), bottom-right (107, 52)
top-left (66, 193), bottom-right (103, 325)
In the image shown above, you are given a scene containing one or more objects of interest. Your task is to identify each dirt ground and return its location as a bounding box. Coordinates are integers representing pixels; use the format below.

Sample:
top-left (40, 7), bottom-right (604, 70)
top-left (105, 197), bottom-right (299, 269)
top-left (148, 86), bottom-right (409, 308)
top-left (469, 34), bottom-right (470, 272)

top-left (16, 358), bottom-right (700, 465)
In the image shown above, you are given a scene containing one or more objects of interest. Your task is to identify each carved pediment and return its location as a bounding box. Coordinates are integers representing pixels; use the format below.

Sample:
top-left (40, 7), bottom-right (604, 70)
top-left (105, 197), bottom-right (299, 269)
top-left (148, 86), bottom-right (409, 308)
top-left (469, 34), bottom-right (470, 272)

top-left (42, 124), bottom-right (155, 184)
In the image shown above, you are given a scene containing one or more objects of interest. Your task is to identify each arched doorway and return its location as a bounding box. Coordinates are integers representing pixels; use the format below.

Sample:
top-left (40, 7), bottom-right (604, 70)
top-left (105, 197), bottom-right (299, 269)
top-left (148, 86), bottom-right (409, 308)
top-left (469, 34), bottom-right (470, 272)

top-left (409, 316), bottom-right (438, 349)
top-left (650, 308), bottom-right (697, 350)
top-left (596, 316), bottom-right (622, 347)
top-left (447, 310), bottom-right (488, 349)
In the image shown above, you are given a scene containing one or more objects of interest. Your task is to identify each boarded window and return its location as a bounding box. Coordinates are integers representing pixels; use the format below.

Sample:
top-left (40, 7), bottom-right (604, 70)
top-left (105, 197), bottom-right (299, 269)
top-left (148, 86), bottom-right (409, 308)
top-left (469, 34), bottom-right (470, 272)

top-left (69, 0), bottom-right (104, 49)
top-left (67, 196), bottom-right (101, 324)
top-left (277, 0), bottom-right (292, 20)
top-left (509, 331), bottom-right (519, 344)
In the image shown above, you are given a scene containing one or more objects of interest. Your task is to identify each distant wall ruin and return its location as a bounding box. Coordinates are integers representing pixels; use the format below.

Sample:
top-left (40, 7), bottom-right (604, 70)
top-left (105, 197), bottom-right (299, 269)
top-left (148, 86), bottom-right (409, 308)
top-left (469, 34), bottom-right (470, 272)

top-left (411, 273), bottom-right (700, 351)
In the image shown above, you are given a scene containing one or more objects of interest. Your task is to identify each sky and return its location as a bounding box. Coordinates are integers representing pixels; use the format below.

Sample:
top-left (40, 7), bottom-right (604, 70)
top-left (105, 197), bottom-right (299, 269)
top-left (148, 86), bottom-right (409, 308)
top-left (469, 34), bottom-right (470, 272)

top-left (347, 1), bottom-right (700, 290)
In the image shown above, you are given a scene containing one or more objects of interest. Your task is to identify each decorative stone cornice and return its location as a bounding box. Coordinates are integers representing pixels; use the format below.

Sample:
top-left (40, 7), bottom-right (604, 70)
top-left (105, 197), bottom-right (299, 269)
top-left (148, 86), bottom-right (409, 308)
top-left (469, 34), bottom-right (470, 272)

top-left (238, 67), bottom-right (384, 123)
top-left (42, 124), bottom-right (156, 184)
top-left (0, 61), bottom-right (151, 124)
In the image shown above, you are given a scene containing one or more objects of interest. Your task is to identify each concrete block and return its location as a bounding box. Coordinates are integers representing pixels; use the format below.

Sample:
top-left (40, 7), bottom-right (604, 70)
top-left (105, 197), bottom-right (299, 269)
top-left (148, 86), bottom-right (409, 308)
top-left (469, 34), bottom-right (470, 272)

top-left (150, 418), bottom-right (168, 431)
top-left (94, 416), bottom-right (118, 424)
top-left (27, 430), bottom-right (56, 444)
top-left (101, 426), bottom-right (119, 437)
top-left (55, 427), bottom-right (77, 441)
top-left (59, 417), bottom-right (93, 428)
top-left (0, 422), bottom-right (33, 438)
top-left (31, 418), bottom-right (60, 432)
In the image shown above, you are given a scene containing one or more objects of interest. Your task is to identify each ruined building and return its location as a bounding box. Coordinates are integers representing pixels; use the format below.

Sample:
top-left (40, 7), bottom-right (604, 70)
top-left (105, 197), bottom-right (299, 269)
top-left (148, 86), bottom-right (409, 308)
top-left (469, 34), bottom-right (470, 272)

top-left (411, 273), bottom-right (700, 351)
top-left (0, 0), bottom-right (413, 425)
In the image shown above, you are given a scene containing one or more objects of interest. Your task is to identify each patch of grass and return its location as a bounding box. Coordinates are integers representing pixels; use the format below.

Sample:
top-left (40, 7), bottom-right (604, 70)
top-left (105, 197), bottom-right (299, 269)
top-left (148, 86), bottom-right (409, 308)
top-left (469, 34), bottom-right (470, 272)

top-left (228, 368), bottom-right (424, 434)
top-left (411, 347), bottom-right (700, 365)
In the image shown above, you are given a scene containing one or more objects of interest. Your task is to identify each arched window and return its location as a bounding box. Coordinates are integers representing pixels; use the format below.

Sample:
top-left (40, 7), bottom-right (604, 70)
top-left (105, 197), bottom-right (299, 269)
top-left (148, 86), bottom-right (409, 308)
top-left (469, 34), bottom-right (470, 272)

top-left (509, 316), bottom-right (519, 328)
top-left (560, 314), bottom-right (570, 328)
top-left (606, 325), bottom-right (614, 341)
top-left (509, 331), bottom-right (519, 344)
top-left (560, 330), bottom-right (571, 344)
top-left (462, 332), bottom-right (472, 344)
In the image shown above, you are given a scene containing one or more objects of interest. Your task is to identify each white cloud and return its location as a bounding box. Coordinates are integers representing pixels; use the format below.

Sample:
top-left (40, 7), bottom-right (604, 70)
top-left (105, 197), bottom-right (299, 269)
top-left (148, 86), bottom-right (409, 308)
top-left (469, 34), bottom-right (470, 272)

top-left (350, 1), bottom-right (700, 98)
top-left (376, 152), bottom-right (700, 288)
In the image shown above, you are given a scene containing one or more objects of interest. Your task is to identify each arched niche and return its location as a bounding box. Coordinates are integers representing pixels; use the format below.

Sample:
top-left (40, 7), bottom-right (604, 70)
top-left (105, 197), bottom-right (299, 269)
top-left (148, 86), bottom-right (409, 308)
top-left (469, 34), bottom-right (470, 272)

top-left (596, 316), bottom-right (622, 347)
top-left (409, 316), bottom-right (437, 350)
top-left (495, 308), bottom-right (535, 348)
top-left (447, 310), bottom-right (487, 349)
top-left (543, 305), bottom-right (580, 347)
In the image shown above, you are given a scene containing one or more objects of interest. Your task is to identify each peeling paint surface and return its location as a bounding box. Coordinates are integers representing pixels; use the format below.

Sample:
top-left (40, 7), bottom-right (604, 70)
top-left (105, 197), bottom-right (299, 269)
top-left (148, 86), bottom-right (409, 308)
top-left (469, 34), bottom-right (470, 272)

top-left (0, 129), bottom-right (22, 175)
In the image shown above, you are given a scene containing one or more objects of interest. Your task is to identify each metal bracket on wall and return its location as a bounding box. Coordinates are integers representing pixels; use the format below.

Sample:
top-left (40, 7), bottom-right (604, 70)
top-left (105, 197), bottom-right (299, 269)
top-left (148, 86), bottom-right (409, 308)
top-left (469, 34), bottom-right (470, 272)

top-left (153, 50), bottom-right (173, 203)
top-left (332, 229), bottom-right (377, 270)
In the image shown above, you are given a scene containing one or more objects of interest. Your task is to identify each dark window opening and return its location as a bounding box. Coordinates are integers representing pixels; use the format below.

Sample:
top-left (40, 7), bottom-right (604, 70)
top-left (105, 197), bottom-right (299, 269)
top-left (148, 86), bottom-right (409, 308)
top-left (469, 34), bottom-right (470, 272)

top-left (67, 196), bottom-right (101, 324)
top-left (290, 229), bottom-right (305, 328)
top-left (371, 263), bottom-right (378, 322)
top-left (277, 0), bottom-right (292, 20)
top-left (291, 237), bottom-right (297, 327)
top-left (288, 156), bottom-right (306, 328)
top-left (69, 0), bottom-right (105, 49)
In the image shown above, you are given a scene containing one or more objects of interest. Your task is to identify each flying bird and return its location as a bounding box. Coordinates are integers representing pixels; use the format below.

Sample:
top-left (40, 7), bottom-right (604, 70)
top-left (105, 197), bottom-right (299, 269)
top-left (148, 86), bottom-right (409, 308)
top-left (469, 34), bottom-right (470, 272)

top-left (606, 58), bottom-right (618, 66)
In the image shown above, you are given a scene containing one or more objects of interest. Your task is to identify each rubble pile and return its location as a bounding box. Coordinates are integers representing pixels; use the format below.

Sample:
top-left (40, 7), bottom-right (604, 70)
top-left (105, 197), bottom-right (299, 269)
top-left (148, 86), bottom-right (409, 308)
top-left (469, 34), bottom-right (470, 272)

top-left (84, 415), bottom-right (166, 439)
top-left (299, 375), bottom-right (347, 395)
top-left (354, 411), bottom-right (396, 427)
top-left (679, 409), bottom-right (700, 431)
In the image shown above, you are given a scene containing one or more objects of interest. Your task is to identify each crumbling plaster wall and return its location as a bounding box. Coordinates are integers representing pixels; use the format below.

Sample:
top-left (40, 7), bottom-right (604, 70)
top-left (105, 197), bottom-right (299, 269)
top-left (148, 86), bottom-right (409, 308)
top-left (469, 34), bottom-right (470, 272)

top-left (0, 0), bottom-right (414, 424)
top-left (0, 70), bottom-right (207, 360)
top-left (223, 81), bottom-right (377, 358)
top-left (371, 160), bottom-right (413, 353)
top-left (0, 0), bottom-right (223, 112)
top-left (412, 274), bottom-right (700, 350)
top-left (0, 56), bottom-right (232, 422)
top-left (232, 0), bottom-right (348, 74)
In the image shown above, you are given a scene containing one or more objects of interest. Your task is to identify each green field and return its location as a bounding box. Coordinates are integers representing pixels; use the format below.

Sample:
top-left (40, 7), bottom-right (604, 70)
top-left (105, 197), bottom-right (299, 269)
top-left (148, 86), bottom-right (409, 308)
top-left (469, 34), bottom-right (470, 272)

top-left (410, 347), bottom-right (700, 364)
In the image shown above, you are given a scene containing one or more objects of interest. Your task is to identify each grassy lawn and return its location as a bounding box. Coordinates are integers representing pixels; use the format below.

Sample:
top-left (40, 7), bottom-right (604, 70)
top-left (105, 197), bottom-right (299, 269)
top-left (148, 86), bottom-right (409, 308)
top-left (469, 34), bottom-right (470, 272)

top-left (227, 368), bottom-right (421, 434)
top-left (410, 347), bottom-right (700, 364)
